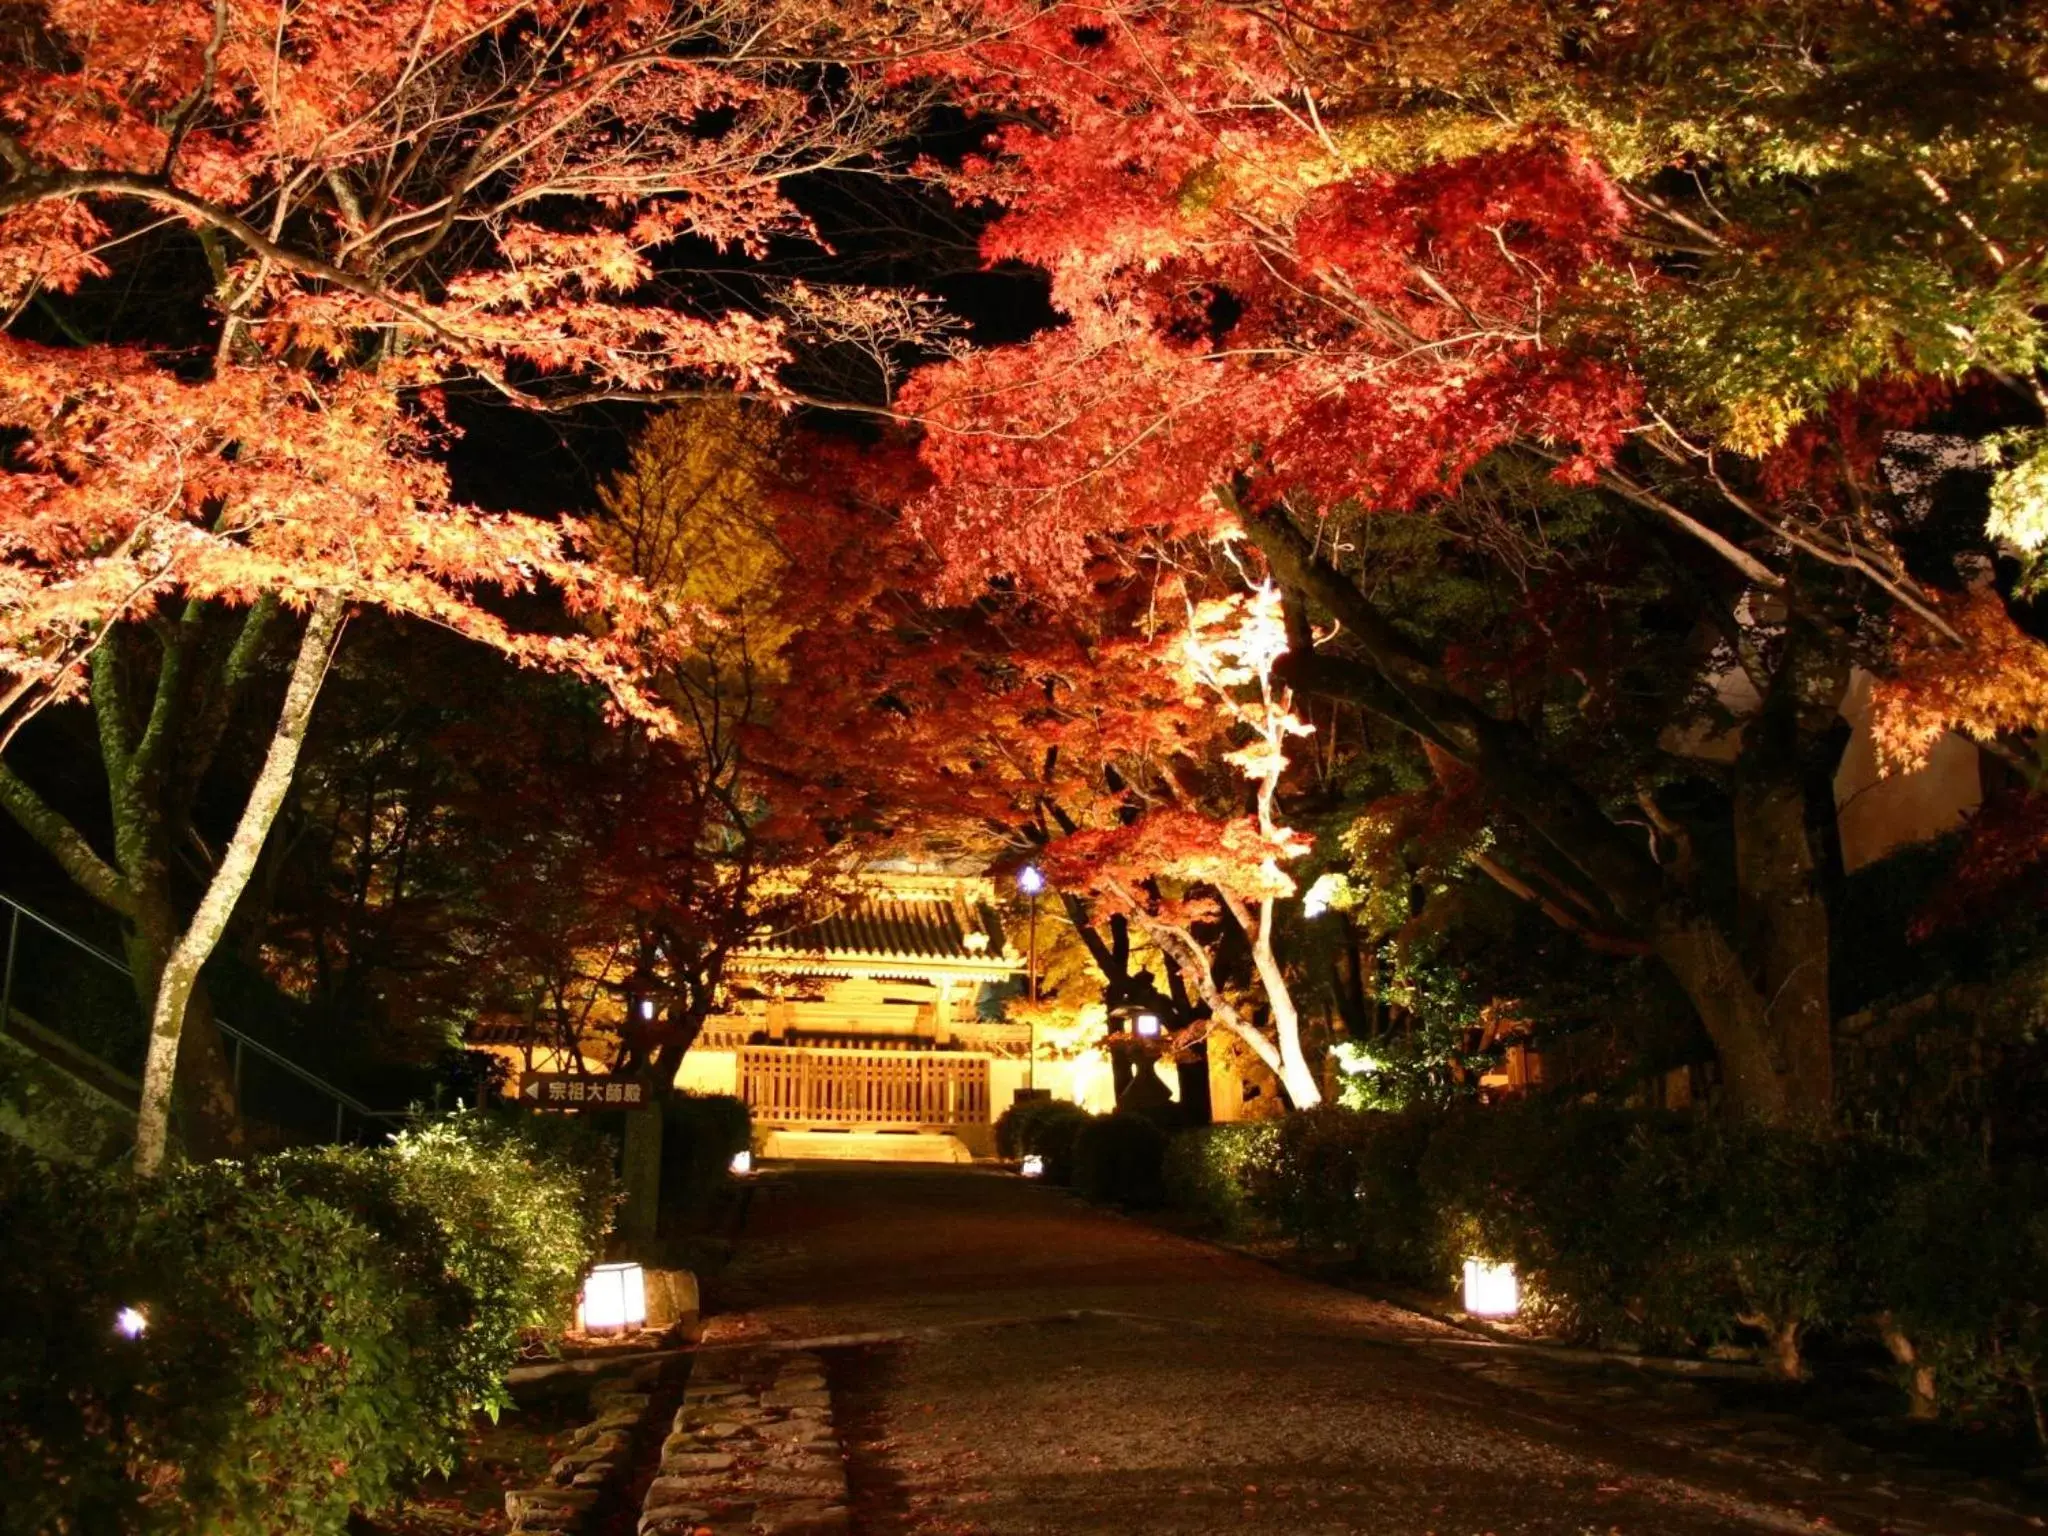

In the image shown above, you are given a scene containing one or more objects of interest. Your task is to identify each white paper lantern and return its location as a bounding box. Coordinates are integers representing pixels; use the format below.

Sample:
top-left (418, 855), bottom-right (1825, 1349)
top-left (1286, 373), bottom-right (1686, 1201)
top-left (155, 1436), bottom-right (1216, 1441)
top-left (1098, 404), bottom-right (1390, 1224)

top-left (115, 1306), bottom-right (148, 1339)
top-left (1462, 1258), bottom-right (1519, 1317)
top-left (1020, 1154), bottom-right (1045, 1178)
top-left (578, 1262), bottom-right (647, 1333)
top-left (729, 1149), bottom-right (753, 1176)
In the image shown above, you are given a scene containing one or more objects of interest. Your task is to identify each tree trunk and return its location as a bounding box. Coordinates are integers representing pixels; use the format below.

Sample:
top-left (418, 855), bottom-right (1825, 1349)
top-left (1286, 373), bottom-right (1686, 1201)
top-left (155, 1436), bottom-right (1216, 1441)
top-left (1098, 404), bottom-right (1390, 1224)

top-left (121, 899), bottom-right (240, 1159)
top-left (1244, 896), bottom-right (1322, 1109)
top-left (1729, 617), bottom-right (1848, 1126)
top-left (1644, 918), bottom-right (1792, 1126)
top-left (175, 985), bottom-right (241, 1158)
top-left (1243, 506), bottom-right (1839, 1125)
top-left (619, 1101), bottom-right (663, 1249)
top-left (1131, 884), bottom-right (1324, 1112)
top-left (1878, 1315), bottom-right (1940, 1420)
top-left (1730, 771), bottom-right (1835, 1122)
top-left (134, 596), bottom-right (345, 1176)
top-left (1769, 1318), bottom-right (1804, 1382)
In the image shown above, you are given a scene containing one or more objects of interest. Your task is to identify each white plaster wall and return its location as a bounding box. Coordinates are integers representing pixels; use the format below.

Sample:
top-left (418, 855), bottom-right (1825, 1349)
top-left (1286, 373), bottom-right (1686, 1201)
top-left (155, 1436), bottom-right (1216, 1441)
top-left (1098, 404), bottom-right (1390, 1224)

top-left (674, 1048), bottom-right (739, 1098)
top-left (1059, 1051), bottom-right (1119, 1115)
top-left (1834, 668), bottom-right (1983, 872)
top-left (1661, 664), bottom-right (1983, 875)
top-left (988, 1057), bottom-right (1030, 1125)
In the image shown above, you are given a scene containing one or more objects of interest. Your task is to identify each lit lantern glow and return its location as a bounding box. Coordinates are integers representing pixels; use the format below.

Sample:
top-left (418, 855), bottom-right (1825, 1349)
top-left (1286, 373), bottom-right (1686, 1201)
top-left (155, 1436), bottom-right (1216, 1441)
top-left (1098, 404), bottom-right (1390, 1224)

top-left (729, 1149), bottom-right (753, 1176)
top-left (1020, 1154), bottom-right (1045, 1178)
top-left (1133, 1012), bottom-right (1162, 1039)
top-left (115, 1306), bottom-right (148, 1339)
top-left (1462, 1259), bottom-right (1520, 1317)
top-left (577, 1262), bottom-right (647, 1333)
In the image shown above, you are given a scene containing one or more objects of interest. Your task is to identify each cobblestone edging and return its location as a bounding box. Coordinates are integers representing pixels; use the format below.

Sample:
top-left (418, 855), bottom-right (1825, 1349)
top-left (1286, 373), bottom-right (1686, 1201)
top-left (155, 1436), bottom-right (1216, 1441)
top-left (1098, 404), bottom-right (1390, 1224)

top-left (506, 1358), bottom-right (668, 1533)
top-left (637, 1348), bottom-right (850, 1536)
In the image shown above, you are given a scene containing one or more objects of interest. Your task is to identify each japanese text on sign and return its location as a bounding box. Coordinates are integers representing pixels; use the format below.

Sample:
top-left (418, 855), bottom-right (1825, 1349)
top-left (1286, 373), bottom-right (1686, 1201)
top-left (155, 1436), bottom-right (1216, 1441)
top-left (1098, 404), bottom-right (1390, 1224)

top-left (519, 1073), bottom-right (643, 1108)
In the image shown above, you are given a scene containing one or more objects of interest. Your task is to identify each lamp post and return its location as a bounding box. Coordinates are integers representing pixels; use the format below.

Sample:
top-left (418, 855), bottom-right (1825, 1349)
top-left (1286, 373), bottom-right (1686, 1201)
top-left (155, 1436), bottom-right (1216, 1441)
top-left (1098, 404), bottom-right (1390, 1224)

top-left (1017, 864), bottom-right (1044, 1091)
top-left (622, 962), bottom-right (661, 1033)
top-left (1017, 864), bottom-right (1044, 1002)
top-left (617, 959), bottom-right (663, 1249)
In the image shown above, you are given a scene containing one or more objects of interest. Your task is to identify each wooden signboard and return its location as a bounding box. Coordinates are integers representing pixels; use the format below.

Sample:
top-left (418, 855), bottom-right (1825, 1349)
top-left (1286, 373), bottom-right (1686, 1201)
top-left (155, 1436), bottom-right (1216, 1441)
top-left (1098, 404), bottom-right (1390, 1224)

top-left (519, 1073), bottom-right (645, 1109)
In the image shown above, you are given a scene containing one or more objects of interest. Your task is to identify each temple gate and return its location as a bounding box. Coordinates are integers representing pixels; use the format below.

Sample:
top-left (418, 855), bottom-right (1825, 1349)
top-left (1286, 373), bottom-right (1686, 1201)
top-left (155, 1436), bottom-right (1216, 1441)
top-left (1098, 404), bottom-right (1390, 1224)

top-left (676, 867), bottom-right (1028, 1157)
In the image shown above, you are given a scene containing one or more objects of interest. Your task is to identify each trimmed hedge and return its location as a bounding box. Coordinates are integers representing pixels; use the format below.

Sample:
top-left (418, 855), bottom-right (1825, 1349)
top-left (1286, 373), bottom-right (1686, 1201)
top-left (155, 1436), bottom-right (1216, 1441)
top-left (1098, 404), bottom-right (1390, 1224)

top-left (998, 1096), bottom-right (1094, 1184)
top-left (996, 1095), bottom-right (1065, 1158)
top-left (1163, 1110), bottom-right (1435, 1279)
top-left (0, 1151), bottom-right (146, 1534)
top-left (1163, 1100), bottom-right (2048, 1444)
top-left (1162, 1121), bottom-right (1279, 1236)
top-left (0, 1109), bottom-right (618, 1536)
top-left (1073, 1113), bottom-right (1169, 1208)
top-left (1416, 1106), bottom-right (1963, 1372)
top-left (1253, 1106), bottom-right (1434, 1280)
top-left (1001, 1100), bottom-right (1172, 1205)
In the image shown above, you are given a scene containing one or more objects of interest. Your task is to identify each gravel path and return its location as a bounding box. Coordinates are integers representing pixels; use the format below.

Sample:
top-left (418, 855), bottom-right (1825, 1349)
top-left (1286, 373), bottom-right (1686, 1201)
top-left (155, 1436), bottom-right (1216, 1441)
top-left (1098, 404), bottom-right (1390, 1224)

top-left (702, 1161), bottom-right (2040, 1536)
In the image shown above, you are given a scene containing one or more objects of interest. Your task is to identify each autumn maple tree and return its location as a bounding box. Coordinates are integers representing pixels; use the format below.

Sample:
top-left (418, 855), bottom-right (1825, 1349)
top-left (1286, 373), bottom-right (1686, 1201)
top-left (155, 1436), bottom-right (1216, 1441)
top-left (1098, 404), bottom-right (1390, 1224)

top-left (0, 0), bottom-right (958, 1171)
top-left (10, 0), bottom-right (2048, 1157)
top-left (1039, 586), bottom-right (1322, 1106)
top-left (756, 436), bottom-right (1330, 1104)
top-left (884, 1), bottom-right (2048, 1125)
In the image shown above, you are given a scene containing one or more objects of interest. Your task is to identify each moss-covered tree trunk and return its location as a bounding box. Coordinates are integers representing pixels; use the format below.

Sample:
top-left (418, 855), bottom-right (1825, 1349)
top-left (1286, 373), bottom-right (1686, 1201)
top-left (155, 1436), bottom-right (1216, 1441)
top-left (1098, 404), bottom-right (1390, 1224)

top-left (120, 896), bottom-right (240, 1160)
top-left (134, 595), bottom-right (345, 1176)
top-left (618, 1099), bottom-right (664, 1248)
top-left (2, 595), bottom-right (305, 1162)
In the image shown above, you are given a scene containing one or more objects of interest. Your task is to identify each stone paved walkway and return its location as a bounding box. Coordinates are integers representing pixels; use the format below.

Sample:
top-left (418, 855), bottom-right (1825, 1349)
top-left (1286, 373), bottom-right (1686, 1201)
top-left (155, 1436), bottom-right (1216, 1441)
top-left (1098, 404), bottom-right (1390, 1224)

top-left (702, 1162), bottom-right (2042, 1536)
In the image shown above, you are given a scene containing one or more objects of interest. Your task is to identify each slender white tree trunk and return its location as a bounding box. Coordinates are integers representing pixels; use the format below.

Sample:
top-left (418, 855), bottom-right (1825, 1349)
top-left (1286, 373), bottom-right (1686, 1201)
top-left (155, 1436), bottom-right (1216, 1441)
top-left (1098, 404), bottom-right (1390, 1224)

top-left (133, 595), bottom-right (346, 1177)
top-left (1246, 895), bottom-right (1321, 1109)
top-left (1129, 891), bottom-right (1323, 1111)
top-left (1230, 615), bottom-right (1322, 1109)
top-left (1210, 889), bottom-right (1320, 1108)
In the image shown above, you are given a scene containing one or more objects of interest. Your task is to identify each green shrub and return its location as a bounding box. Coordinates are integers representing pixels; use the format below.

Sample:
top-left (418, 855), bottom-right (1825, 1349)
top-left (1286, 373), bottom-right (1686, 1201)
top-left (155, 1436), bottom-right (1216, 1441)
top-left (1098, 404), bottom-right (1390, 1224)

top-left (1162, 1122), bottom-right (1281, 1236)
top-left (0, 1111), bottom-right (617, 1535)
top-left (997, 1097), bottom-right (1091, 1178)
top-left (131, 1156), bottom-right (473, 1534)
top-left (385, 1111), bottom-right (618, 1412)
top-left (1253, 1107), bottom-right (1433, 1279)
top-left (1334, 1107), bottom-right (1440, 1283)
top-left (1072, 1113), bottom-right (1169, 1208)
top-left (1159, 1110), bottom-right (1437, 1278)
top-left (660, 1092), bottom-right (752, 1224)
top-left (1034, 1106), bottom-right (1094, 1186)
top-left (1660, 1119), bottom-right (1865, 1374)
top-left (1422, 1100), bottom-right (1672, 1341)
top-left (0, 1144), bottom-right (145, 1536)
top-left (1855, 1153), bottom-right (2048, 1430)
top-left (1007, 1099), bottom-right (1092, 1183)
top-left (996, 1095), bottom-right (1067, 1159)
top-left (1158, 1095), bottom-right (2047, 1441)
top-left (1423, 1105), bottom-right (1932, 1375)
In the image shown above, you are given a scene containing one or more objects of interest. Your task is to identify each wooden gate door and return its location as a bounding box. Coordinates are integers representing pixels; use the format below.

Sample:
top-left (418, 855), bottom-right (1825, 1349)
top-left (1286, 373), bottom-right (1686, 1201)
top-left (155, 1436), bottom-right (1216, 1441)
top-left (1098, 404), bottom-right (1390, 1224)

top-left (738, 1046), bottom-right (991, 1129)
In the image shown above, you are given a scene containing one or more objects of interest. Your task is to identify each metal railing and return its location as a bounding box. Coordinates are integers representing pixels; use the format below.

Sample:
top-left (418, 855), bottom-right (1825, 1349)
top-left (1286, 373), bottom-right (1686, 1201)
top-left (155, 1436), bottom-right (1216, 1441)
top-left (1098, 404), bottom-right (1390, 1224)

top-left (1, 890), bottom-right (409, 1145)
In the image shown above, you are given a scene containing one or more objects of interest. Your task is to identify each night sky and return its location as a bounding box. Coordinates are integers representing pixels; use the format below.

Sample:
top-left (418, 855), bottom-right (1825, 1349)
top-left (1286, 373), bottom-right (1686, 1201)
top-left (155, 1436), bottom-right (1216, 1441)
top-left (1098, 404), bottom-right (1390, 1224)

top-left (446, 133), bottom-right (1059, 517)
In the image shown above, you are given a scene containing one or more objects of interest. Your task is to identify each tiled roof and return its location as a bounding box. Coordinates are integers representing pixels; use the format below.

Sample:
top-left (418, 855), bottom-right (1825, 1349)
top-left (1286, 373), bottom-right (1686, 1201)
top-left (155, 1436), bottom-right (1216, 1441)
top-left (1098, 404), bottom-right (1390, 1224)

top-left (749, 896), bottom-right (1010, 965)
